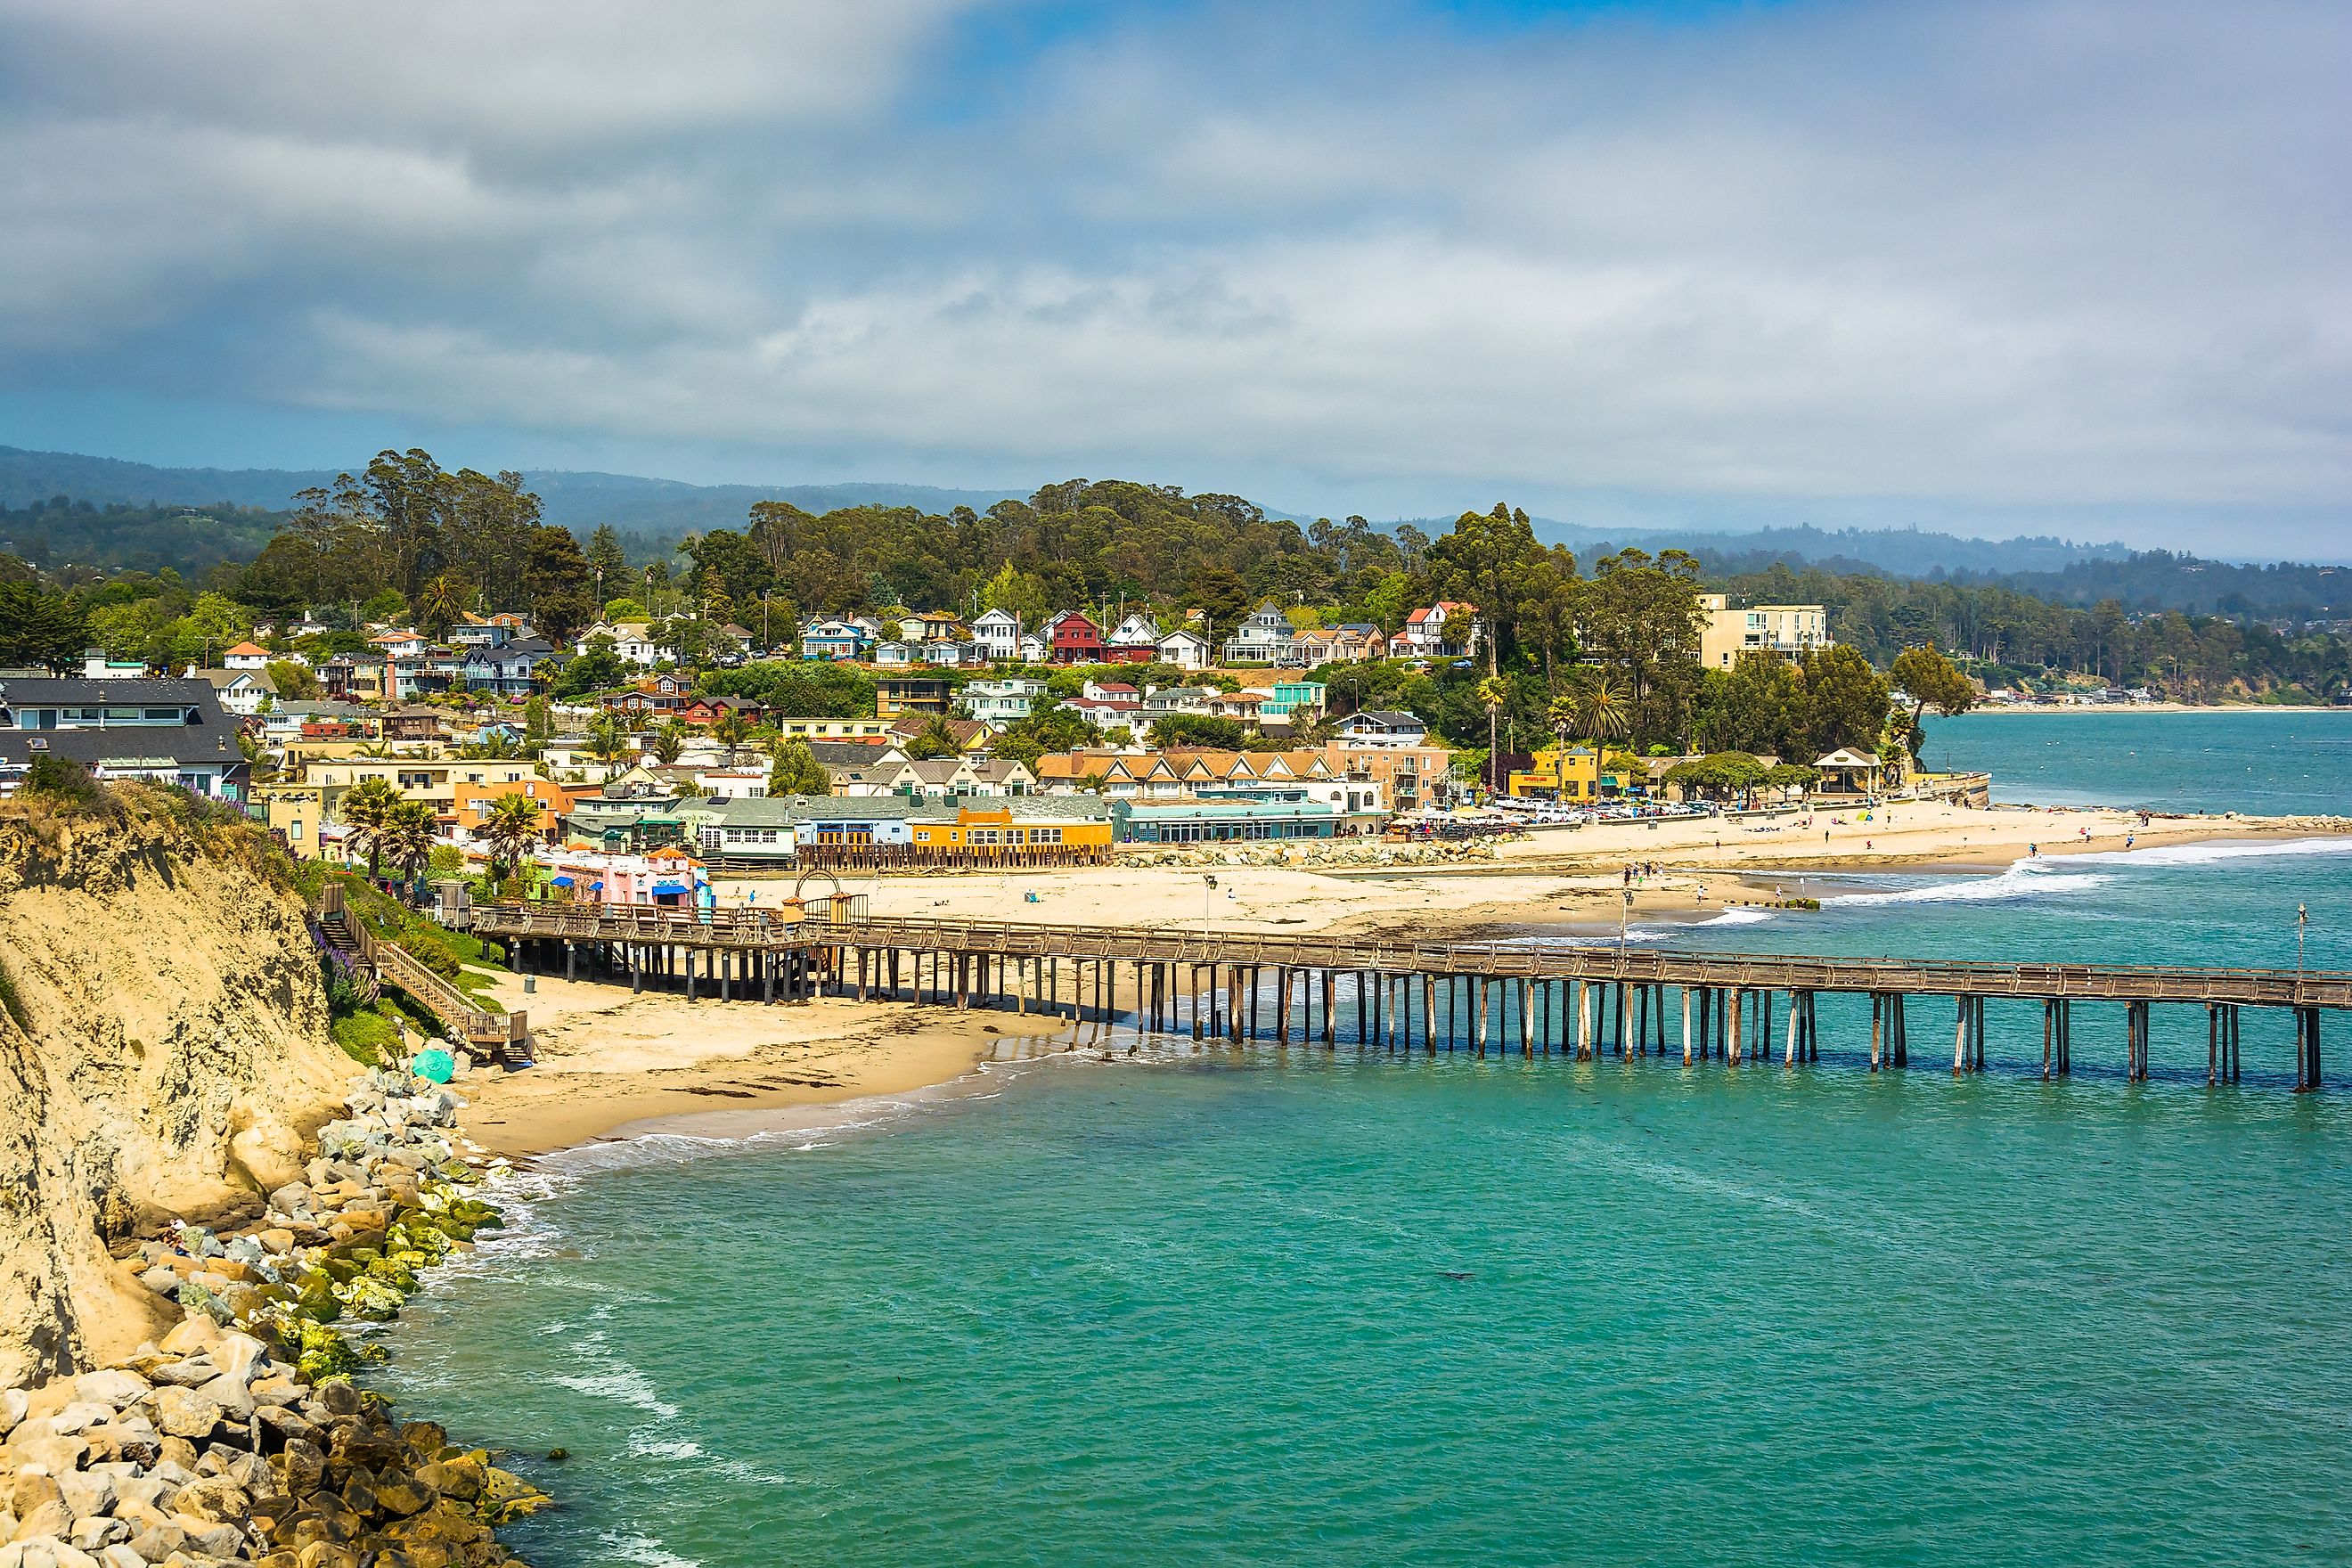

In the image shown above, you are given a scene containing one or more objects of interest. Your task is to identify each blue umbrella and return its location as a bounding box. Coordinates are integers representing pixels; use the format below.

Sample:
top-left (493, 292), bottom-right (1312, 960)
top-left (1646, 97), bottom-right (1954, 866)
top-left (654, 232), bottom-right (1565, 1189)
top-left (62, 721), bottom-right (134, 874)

top-left (412, 1048), bottom-right (455, 1084)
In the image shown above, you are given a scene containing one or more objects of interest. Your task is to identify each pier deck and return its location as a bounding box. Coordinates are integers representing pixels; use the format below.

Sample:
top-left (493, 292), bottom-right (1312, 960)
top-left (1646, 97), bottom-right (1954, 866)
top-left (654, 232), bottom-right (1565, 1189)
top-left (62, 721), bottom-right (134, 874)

top-left (470, 903), bottom-right (2346, 1088)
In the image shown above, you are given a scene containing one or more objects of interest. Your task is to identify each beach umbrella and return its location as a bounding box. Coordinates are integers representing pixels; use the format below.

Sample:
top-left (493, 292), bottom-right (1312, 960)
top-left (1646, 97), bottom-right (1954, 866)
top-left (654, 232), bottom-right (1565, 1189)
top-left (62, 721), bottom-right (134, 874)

top-left (412, 1048), bottom-right (456, 1084)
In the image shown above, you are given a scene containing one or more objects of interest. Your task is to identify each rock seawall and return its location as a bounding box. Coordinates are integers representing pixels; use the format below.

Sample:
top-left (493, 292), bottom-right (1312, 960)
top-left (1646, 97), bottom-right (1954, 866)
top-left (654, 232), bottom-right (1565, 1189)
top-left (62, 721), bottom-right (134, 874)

top-left (0, 803), bottom-right (351, 1386)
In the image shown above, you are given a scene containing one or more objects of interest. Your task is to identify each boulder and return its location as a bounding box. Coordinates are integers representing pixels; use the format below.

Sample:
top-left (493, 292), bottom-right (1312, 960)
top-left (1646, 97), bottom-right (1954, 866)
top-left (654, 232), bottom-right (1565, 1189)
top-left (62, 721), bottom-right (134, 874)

top-left (274, 1440), bottom-right (325, 1499)
top-left (368, 1471), bottom-right (433, 1519)
top-left (188, 1383), bottom-right (252, 1430)
top-left (171, 1516), bottom-right (247, 1558)
top-left (107, 1497), bottom-right (172, 1537)
top-left (9, 1473), bottom-right (61, 1517)
top-left (10, 1499), bottom-right (73, 1539)
top-left (61, 1516), bottom-right (122, 1555)
top-left (0, 1392), bottom-right (26, 1437)
top-left (146, 1360), bottom-right (216, 1390)
top-left (158, 1319), bottom-right (221, 1359)
top-left (147, 1389), bottom-right (222, 1441)
top-left (211, 1336), bottom-right (267, 1386)
top-left (124, 1523), bottom-right (185, 1563)
top-left (78, 1426), bottom-right (156, 1470)
top-left (69, 1375), bottom-right (148, 1411)
top-left (45, 1406), bottom-right (113, 1439)
top-left (53, 1469), bottom-right (115, 1519)
top-left (11, 1436), bottom-right (88, 1478)
top-left (167, 1479), bottom-right (246, 1528)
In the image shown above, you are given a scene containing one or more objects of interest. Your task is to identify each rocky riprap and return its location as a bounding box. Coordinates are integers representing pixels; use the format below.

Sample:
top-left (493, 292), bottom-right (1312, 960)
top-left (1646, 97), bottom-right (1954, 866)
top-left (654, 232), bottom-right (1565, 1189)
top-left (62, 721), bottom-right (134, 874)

top-left (0, 1054), bottom-right (548, 1567)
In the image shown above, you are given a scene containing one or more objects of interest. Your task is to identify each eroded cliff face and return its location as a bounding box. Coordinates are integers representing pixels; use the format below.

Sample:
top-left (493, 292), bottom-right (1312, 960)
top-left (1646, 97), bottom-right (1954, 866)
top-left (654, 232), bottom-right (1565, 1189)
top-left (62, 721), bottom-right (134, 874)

top-left (0, 801), bottom-right (350, 1386)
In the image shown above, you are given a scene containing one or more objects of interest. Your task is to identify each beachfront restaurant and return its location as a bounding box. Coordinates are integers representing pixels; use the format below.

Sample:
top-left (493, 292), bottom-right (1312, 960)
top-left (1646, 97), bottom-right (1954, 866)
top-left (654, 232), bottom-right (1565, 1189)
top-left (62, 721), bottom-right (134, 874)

top-left (696, 796), bottom-right (917, 867)
top-left (1113, 798), bottom-right (1344, 843)
top-left (534, 847), bottom-right (711, 908)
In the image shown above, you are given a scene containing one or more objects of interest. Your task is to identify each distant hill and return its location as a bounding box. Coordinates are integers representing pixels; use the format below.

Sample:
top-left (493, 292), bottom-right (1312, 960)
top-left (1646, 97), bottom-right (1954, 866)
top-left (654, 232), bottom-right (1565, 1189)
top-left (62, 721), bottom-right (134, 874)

top-left (9, 445), bottom-right (2337, 621)
top-left (0, 445), bottom-right (1029, 540)
top-left (1401, 514), bottom-right (2136, 578)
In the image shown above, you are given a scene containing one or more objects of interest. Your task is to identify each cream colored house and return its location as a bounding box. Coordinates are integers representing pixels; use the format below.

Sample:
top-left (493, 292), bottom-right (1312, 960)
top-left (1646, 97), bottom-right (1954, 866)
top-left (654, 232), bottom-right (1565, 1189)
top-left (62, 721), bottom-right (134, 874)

top-left (1696, 594), bottom-right (1831, 670)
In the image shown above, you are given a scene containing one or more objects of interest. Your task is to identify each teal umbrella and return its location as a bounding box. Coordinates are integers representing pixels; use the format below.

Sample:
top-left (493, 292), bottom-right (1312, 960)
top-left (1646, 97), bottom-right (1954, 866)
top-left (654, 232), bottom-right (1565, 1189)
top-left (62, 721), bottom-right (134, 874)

top-left (412, 1048), bottom-right (456, 1084)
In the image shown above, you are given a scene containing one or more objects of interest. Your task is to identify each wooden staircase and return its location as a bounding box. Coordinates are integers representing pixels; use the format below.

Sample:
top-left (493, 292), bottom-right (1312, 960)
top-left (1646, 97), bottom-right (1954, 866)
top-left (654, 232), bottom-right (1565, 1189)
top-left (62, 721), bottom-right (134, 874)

top-left (314, 883), bottom-right (528, 1062)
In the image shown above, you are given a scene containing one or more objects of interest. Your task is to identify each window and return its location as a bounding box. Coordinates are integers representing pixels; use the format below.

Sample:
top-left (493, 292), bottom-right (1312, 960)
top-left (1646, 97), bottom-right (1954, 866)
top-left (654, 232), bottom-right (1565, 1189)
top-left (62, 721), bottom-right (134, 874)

top-left (1029, 827), bottom-right (1063, 845)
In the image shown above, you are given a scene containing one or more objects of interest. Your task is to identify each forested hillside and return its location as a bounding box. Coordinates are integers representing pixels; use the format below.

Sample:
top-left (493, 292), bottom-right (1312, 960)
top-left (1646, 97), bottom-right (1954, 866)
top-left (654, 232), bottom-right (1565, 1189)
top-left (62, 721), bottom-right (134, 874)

top-left (4, 448), bottom-right (2349, 758)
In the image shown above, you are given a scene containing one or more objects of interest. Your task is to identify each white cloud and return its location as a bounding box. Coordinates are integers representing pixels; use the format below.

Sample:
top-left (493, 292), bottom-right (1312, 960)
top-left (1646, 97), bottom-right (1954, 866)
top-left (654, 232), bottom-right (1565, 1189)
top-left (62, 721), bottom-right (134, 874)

top-left (1, 0), bottom-right (2347, 543)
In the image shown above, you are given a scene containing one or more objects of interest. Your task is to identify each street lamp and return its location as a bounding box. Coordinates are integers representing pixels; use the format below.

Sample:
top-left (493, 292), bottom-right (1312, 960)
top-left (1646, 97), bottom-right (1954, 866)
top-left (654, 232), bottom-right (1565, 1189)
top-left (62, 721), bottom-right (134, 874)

top-left (2299, 902), bottom-right (2308, 978)
top-left (1204, 873), bottom-right (1217, 941)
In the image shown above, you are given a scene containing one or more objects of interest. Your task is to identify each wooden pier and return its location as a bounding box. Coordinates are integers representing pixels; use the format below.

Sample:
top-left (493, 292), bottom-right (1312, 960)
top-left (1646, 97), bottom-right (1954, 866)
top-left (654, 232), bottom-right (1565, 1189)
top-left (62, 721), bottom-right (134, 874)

top-left (470, 904), bottom-right (2350, 1090)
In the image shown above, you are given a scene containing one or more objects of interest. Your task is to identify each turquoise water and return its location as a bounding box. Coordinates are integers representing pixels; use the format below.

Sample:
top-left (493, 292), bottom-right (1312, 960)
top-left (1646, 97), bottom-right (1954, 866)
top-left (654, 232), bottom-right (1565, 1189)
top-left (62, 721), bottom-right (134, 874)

top-left (1925, 707), bottom-right (2352, 815)
top-left (377, 713), bottom-right (2352, 1566)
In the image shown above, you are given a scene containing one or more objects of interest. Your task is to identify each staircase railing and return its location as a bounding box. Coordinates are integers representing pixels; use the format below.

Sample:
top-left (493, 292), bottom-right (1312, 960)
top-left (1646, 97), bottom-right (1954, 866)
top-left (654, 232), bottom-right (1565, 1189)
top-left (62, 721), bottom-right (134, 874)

top-left (315, 883), bottom-right (528, 1058)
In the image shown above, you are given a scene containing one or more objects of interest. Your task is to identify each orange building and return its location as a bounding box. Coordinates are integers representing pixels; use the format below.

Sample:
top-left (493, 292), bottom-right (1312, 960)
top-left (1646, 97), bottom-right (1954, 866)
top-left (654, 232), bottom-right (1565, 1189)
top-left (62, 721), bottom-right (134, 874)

top-left (452, 777), bottom-right (578, 841)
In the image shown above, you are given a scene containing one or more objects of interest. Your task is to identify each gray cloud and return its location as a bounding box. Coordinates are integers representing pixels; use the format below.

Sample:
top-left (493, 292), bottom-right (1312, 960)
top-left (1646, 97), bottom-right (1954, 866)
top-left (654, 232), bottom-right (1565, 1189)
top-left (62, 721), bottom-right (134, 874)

top-left (0, 0), bottom-right (2347, 547)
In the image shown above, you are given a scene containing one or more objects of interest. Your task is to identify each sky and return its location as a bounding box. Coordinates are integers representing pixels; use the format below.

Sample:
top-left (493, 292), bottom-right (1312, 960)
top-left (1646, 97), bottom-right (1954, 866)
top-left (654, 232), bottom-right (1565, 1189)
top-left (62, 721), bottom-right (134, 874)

top-left (2, 0), bottom-right (2348, 552)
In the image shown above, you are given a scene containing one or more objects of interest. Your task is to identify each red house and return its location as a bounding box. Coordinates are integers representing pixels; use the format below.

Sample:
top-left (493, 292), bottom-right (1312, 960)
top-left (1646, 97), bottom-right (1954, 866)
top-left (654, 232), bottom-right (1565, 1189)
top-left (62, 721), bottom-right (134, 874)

top-left (1047, 611), bottom-right (1105, 665)
top-left (675, 695), bottom-right (764, 727)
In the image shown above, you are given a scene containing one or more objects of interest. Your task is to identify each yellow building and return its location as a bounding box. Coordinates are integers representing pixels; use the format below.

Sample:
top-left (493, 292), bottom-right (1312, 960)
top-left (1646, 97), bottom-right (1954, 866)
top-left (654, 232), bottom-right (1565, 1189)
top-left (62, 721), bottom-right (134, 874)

top-left (1696, 593), bottom-right (1831, 670)
top-left (1507, 747), bottom-right (1601, 802)
top-left (909, 802), bottom-right (1114, 854)
top-left (256, 783), bottom-right (330, 858)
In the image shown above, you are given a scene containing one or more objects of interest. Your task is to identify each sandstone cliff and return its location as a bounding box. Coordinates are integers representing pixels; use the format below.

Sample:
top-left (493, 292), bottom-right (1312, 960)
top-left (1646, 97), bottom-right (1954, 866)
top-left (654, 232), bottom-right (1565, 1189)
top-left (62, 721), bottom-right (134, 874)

top-left (0, 796), bottom-right (350, 1387)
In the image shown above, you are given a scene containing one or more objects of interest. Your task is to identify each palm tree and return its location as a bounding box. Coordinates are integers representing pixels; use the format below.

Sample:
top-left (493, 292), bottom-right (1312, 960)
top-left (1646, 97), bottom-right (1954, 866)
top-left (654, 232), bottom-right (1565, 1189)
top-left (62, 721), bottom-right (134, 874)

top-left (477, 793), bottom-right (544, 890)
top-left (416, 574), bottom-right (465, 641)
top-left (1475, 674), bottom-right (1509, 793)
top-left (648, 718), bottom-right (687, 765)
top-left (379, 798), bottom-right (440, 887)
top-left (1578, 676), bottom-right (1632, 745)
top-left (711, 707), bottom-right (754, 767)
top-left (339, 777), bottom-right (402, 877)
top-left (587, 711), bottom-right (632, 780)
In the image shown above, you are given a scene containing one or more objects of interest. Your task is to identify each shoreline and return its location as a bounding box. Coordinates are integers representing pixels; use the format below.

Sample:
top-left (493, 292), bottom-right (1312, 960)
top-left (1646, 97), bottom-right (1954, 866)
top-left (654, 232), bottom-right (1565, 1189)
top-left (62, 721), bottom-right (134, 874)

top-left (1960, 702), bottom-right (2352, 715)
top-left (453, 984), bottom-right (1007, 1160)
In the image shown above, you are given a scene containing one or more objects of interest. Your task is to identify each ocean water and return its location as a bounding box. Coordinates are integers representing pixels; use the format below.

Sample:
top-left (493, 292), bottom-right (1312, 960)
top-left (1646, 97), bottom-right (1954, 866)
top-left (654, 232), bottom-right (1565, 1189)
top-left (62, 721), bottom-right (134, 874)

top-left (1924, 706), bottom-right (2352, 815)
top-left (376, 713), bottom-right (2352, 1566)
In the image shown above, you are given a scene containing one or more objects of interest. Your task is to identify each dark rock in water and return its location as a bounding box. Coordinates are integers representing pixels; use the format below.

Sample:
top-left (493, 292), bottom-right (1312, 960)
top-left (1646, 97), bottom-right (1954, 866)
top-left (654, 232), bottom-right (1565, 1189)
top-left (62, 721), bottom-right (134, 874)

top-left (373, 1467), bottom-right (437, 1516)
top-left (545, 1446), bottom-right (569, 1461)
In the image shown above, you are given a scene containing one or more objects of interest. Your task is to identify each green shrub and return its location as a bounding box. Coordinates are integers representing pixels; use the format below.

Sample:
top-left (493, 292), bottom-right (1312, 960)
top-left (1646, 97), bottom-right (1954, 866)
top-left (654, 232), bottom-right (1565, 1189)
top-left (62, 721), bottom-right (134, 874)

top-left (21, 755), bottom-right (109, 812)
top-left (330, 1009), bottom-right (399, 1065)
top-left (395, 928), bottom-right (463, 980)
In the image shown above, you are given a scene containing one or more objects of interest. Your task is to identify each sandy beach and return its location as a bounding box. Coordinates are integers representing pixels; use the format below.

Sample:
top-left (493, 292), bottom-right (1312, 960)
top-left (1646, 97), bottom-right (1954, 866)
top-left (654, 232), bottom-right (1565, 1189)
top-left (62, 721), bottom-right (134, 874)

top-left (456, 974), bottom-right (1000, 1157)
top-left (718, 799), bottom-right (2349, 938)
